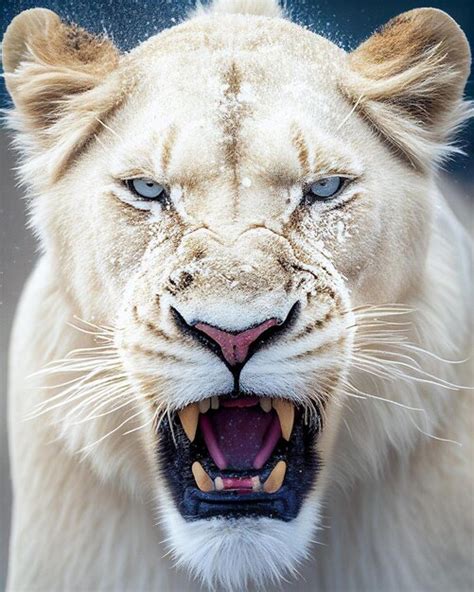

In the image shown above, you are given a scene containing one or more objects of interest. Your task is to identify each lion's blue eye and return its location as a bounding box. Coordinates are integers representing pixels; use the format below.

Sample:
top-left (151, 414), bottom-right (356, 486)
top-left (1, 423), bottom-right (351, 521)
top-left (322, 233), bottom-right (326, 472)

top-left (127, 178), bottom-right (165, 199)
top-left (306, 177), bottom-right (346, 201)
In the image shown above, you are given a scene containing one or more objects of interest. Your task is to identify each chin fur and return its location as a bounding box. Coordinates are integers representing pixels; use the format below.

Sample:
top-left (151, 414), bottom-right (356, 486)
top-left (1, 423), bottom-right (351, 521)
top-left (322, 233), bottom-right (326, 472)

top-left (158, 492), bottom-right (320, 591)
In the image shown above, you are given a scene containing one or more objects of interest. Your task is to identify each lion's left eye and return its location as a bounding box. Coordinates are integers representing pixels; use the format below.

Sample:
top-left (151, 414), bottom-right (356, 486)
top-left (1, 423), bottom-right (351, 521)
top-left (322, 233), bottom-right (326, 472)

top-left (304, 176), bottom-right (347, 202)
top-left (126, 178), bottom-right (165, 200)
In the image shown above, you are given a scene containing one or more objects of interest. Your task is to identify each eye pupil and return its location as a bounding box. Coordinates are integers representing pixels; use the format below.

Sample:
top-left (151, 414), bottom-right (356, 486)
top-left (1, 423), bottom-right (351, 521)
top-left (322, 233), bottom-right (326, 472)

top-left (127, 177), bottom-right (165, 200)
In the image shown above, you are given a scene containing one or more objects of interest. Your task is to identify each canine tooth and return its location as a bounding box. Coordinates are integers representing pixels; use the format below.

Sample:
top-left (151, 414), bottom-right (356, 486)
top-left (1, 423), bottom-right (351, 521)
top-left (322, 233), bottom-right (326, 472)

top-left (263, 461), bottom-right (287, 494)
top-left (259, 398), bottom-right (272, 413)
top-left (178, 403), bottom-right (199, 442)
top-left (272, 399), bottom-right (295, 441)
top-left (192, 462), bottom-right (214, 492)
top-left (211, 396), bottom-right (219, 410)
top-left (199, 398), bottom-right (211, 414)
top-left (215, 476), bottom-right (224, 491)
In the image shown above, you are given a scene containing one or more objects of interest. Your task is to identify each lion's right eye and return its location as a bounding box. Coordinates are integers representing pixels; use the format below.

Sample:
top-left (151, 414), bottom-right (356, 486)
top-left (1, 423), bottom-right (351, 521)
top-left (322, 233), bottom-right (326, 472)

top-left (125, 178), bottom-right (165, 200)
top-left (303, 176), bottom-right (349, 204)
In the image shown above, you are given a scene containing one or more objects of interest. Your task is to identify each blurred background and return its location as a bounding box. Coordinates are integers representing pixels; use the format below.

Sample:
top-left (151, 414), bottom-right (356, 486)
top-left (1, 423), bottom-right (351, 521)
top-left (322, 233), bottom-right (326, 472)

top-left (0, 0), bottom-right (472, 588)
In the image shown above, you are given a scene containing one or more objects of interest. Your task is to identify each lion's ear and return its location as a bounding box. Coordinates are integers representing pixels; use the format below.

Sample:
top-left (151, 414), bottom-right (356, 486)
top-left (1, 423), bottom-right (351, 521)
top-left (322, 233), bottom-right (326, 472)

top-left (2, 9), bottom-right (121, 181)
top-left (2, 8), bottom-right (120, 129)
top-left (348, 8), bottom-right (472, 170)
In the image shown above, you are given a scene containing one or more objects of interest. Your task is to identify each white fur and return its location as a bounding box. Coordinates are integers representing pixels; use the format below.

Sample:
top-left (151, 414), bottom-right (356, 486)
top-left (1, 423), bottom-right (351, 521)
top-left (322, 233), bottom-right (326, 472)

top-left (159, 489), bottom-right (320, 591)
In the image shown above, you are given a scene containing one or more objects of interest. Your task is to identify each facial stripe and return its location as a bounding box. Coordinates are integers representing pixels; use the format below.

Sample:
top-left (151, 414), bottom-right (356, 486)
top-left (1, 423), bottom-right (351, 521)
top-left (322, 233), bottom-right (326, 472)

top-left (289, 334), bottom-right (347, 361)
top-left (291, 124), bottom-right (310, 176)
top-left (221, 61), bottom-right (243, 170)
top-left (161, 124), bottom-right (178, 176)
top-left (132, 305), bottom-right (171, 341)
top-left (126, 343), bottom-right (181, 363)
top-left (218, 61), bottom-right (250, 219)
top-left (293, 308), bottom-right (335, 340)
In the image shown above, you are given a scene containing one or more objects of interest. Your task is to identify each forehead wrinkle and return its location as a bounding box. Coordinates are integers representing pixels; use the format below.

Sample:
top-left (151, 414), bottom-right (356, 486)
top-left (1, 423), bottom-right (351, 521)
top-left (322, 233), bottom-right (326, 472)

top-left (236, 115), bottom-right (304, 191)
top-left (111, 140), bottom-right (157, 178)
top-left (163, 120), bottom-right (222, 193)
top-left (161, 124), bottom-right (179, 177)
top-left (291, 123), bottom-right (311, 177)
top-left (308, 131), bottom-right (364, 177)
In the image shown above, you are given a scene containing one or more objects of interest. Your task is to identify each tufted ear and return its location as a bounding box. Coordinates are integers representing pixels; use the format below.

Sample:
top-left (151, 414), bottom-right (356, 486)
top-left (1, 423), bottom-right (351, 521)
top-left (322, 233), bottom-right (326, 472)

top-left (2, 9), bottom-right (122, 181)
top-left (348, 8), bottom-right (472, 171)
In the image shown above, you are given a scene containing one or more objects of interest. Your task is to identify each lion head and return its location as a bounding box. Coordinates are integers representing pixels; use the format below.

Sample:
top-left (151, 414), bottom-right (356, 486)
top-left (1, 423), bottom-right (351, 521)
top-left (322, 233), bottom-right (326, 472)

top-left (3, 0), bottom-right (471, 589)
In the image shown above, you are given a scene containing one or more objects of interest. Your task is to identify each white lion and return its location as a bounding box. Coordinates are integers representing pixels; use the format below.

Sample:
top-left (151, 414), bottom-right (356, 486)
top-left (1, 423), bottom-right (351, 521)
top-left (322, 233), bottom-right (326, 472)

top-left (3, 0), bottom-right (473, 590)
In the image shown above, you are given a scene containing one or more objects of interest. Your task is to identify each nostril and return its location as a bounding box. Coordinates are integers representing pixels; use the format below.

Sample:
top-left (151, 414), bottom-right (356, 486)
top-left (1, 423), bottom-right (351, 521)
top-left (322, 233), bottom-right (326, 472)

top-left (168, 271), bottom-right (194, 293)
top-left (194, 319), bottom-right (279, 367)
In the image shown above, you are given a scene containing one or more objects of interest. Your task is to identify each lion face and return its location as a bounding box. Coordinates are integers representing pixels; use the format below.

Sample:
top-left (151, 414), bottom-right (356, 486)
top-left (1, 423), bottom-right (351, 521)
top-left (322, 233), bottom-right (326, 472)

top-left (3, 2), bottom-right (470, 588)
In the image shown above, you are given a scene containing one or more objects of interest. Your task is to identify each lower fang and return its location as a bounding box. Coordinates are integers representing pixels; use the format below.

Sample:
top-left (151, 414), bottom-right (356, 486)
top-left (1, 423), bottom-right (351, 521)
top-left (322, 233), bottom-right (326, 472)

top-left (215, 476), bottom-right (224, 491)
top-left (263, 461), bottom-right (287, 494)
top-left (192, 462), bottom-right (214, 492)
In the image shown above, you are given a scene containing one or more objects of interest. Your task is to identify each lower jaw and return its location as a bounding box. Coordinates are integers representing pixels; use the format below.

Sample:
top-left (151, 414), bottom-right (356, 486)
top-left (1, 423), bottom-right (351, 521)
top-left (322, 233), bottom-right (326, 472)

top-left (157, 400), bottom-right (322, 522)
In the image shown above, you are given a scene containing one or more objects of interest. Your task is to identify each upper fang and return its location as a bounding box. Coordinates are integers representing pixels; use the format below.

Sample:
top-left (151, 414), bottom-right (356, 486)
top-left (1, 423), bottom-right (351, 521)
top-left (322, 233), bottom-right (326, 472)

top-left (178, 403), bottom-right (199, 442)
top-left (272, 399), bottom-right (295, 441)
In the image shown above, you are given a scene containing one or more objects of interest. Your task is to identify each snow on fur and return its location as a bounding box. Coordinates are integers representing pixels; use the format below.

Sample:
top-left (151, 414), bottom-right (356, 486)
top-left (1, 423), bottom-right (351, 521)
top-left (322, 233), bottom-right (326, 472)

top-left (193, 0), bottom-right (284, 18)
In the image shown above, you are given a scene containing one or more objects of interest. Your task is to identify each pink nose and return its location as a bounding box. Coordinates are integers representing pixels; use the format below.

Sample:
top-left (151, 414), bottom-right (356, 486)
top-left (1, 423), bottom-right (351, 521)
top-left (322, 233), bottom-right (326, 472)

top-left (194, 319), bottom-right (279, 366)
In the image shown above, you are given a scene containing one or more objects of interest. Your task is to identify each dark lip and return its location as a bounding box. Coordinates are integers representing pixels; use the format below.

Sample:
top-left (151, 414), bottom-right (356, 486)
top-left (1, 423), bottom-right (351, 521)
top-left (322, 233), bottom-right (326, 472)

top-left (157, 400), bottom-right (322, 522)
top-left (181, 486), bottom-right (303, 521)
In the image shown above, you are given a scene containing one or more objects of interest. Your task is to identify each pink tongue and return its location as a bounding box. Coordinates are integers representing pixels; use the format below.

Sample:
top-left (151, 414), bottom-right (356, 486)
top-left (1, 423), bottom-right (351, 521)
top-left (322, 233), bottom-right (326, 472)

top-left (200, 405), bottom-right (281, 470)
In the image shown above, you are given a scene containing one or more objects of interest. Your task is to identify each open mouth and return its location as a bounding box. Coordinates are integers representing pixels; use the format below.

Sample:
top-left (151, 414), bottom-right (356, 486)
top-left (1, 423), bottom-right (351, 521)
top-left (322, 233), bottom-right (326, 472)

top-left (158, 396), bottom-right (321, 521)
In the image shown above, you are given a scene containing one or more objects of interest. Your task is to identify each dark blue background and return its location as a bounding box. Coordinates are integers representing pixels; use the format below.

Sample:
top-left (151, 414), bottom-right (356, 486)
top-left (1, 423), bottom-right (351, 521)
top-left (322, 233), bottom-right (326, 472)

top-left (1, 0), bottom-right (473, 177)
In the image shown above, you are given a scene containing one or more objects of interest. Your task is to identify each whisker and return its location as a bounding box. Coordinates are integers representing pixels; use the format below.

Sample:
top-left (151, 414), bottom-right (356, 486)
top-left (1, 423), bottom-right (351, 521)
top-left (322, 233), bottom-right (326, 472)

top-left (31, 358), bottom-right (120, 378)
top-left (63, 345), bottom-right (117, 357)
top-left (336, 93), bottom-right (363, 132)
top-left (67, 320), bottom-right (114, 339)
top-left (28, 371), bottom-right (129, 417)
top-left (351, 303), bottom-right (415, 314)
top-left (353, 354), bottom-right (467, 390)
top-left (94, 117), bottom-right (125, 142)
top-left (122, 400), bottom-right (167, 436)
top-left (341, 379), bottom-right (426, 413)
top-left (64, 385), bottom-right (132, 424)
top-left (356, 348), bottom-right (423, 369)
top-left (405, 413), bottom-right (462, 447)
top-left (380, 342), bottom-right (469, 365)
top-left (78, 406), bottom-right (143, 454)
